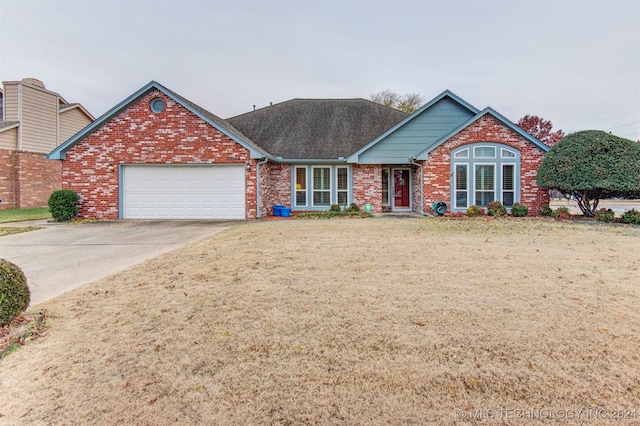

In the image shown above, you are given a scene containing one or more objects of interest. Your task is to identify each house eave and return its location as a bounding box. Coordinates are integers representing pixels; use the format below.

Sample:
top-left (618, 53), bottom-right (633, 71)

top-left (413, 107), bottom-right (550, 160)
top-left (47, 81), bottom-right (270, 160)
top-left (346, 89), bottom-right (481, 163)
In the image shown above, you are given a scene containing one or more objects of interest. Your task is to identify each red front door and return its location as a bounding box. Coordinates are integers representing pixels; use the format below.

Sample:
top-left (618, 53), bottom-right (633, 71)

top-left (393, 169), bottom-right (410, 210)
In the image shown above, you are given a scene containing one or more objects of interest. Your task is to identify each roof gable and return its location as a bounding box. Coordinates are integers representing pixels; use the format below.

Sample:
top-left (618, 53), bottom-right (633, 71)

top-left (414, 107), bottom-right (550, 160)
top-left (346, 90), bottom-right (479, 163)
top-left (47, 81), bottom-right (267, 160)
top-left (227, 99), bottom-right (408, 160)
top-left (59, 103), bottom-right (95, 121)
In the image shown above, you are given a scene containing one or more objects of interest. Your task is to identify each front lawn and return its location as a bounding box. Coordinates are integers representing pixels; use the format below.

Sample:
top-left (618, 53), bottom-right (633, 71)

top-left (0, 207), bottom-right (51, 223)
top-left (0, 218), bottom-right (638, 424)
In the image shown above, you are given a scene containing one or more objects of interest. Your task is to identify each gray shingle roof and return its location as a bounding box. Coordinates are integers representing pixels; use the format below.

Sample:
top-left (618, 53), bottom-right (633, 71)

top-left (227, 99), bottom-right (408, 159)
top-left (160, 85), bottom-right (267, 156)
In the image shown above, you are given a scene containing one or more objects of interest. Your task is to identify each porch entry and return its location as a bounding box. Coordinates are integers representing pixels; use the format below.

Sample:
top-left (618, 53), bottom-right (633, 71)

top-left (382, 168), bottom-right (411, 211)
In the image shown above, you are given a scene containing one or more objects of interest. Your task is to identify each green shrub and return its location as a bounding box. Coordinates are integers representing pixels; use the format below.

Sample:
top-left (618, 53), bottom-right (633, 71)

top-left (487, 201), bottom-right (507, 217)
top-left (621, 209), bottom-right (640, 224)
top-left (329, 204), bottom-right (341, 212)
top-left (539, 204), bottom-right (553, 217)
top-left (594, 208), bottom-right (615, 223)
top-left (510, 203), bottom-right (529, 217)
top-left (466, 205), bottom-right (483, 217)
top-left (0, 259), bottom-right (30, 327)
top-left (48, 190), bottom-right (80, 221)
top-left (553, 206), bottom-right (572, 219)
top-left (345, 202), bottom-right (360, 212)
top-left (536, 130), bottom-right (640, 217)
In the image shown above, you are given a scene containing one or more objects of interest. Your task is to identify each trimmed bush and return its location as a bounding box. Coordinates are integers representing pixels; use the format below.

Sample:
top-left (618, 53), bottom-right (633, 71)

top-left (594, 208), bottom-right (615, 223)
top-left (553, 206), bottom-right (572, 219)
top-left (487, 201), bottom-right (507, 217)
top-left (0, 259), bottom-right (30, 327)
top-left (536, 130), bottom-right (640, 217)
top-left (621, 209), bottom-right (640, 224)
top-left (329, 204), bottom-right (341, 212)
top-left (466, 205), bottom-right (483, 217)
top-left (48, 190), bottom-right (80, 221)
top-left (345, 203), bottom-right (360, 212)
top-left (539, 204), bottom-right (553, 217)
top-left (510, 203), bottom-right (529, 217)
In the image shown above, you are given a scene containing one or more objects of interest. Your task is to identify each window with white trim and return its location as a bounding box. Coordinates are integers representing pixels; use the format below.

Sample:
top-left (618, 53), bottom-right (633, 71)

top-left (293, 165), bottom-right (351, 209)
top-left (382, 168), bottom-right (390, 206)
top-left (475, 164), bottom-right (495, 207)
top-left (454, 148), bottom-right (469, 158)
top-left (312, 167), bottom-right (331, 206)
top-left (451, 143), bottom-right (520, 211)
top-left (502, 164), bottom-right (515, 207)
top-left (455, 164), bottom-right (468, 208)
top-left (295, 166), bottom-right (307, 207)
top-left (337, 167), bottom-right (348, 206)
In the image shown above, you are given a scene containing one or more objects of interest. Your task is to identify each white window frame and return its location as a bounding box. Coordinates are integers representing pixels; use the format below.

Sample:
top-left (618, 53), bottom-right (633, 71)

top-left (382, 168), bottom-right (390, 206)
top-left (474, 163), bottom-right (496, 208)
top-left (474, 146), bottom-right (496, 158)
top-left (454, 148), bottom-right (469, 159)
top-left (501, 163), bottom-right (516, 207)
top-left (336, 166), bottom-right (349, 206)
top-left (451, 143), bottom-right (521, 212)
top-left (312, 166), bottom-right (332, 207)
top-left (454, 163), bottom-right (469, 209)
top-left (501, 148), bottom-right (516, 158)
top-left (294, 166), bottom-right (308, 207)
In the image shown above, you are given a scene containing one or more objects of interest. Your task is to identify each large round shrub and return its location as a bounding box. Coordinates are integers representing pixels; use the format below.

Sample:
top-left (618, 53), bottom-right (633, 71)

top-left (537, 131), bottom-right (640, 217)
top-left (48, 189), bottom-right (80, 221)
top-left (0, 259), bottom-right (30, 326)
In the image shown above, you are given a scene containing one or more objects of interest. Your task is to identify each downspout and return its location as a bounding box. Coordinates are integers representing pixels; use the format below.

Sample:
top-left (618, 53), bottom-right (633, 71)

top-left (255, 157), bottom-right (269, 219)
top-left (410, 157), bottom-right (430, 217)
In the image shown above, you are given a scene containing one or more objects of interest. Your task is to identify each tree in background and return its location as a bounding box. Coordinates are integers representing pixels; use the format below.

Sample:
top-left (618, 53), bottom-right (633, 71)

top-left (370, 90), bottom-right (424, 113)
top-left (517, 115), bottom-right (564, 147)
top-left (536, 130), bottom-right (640, 217)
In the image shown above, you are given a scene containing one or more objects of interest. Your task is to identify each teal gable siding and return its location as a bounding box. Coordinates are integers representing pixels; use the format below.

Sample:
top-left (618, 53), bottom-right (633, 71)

top-left (357, 98), bottom-right (475, 164)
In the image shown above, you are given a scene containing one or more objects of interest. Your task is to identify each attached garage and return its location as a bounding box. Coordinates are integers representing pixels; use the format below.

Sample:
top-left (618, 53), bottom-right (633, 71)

top-left (121, 165), bottom-right (246, 219)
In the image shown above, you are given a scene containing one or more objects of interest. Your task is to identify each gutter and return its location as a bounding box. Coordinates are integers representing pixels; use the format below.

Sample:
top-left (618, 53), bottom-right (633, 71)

top-left (271, 157), bottom-right (348, 165)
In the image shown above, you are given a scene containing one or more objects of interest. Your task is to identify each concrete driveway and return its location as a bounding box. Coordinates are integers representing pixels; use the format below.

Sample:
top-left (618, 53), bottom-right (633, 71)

top-left (0, 220), bottom-right (239, 306)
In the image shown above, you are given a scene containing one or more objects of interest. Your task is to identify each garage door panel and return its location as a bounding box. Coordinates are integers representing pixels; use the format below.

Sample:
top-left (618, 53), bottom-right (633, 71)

top-left (122, 165), bottom-right (245, 219)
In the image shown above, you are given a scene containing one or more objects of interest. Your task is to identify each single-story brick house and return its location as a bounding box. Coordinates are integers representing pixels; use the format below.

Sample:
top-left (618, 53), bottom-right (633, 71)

top-left (47, 81), bottom-right (550, 220)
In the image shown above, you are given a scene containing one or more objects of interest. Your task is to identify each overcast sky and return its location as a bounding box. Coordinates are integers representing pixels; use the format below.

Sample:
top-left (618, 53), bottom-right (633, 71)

top-left (1, 0), bottom-right (638, 141)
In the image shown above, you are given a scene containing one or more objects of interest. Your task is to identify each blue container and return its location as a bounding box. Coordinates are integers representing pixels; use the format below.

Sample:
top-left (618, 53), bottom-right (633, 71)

top-left (272, 204), bottom-right (285, 216)
top-left (280, 208), bottom-right (291, 218)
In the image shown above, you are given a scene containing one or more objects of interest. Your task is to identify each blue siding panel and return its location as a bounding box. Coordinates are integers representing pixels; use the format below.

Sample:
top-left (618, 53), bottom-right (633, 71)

top-left (358, 98), bottom-right (475, 164)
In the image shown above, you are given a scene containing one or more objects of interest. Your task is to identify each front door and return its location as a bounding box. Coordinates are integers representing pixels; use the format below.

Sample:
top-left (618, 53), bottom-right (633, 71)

top-left (393, 169), bottom-right (410, 210)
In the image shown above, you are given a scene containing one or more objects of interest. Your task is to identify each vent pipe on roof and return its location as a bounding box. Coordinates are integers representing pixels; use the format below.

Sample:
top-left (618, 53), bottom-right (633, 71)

top-left (253, 105), bottom-right (256, 111)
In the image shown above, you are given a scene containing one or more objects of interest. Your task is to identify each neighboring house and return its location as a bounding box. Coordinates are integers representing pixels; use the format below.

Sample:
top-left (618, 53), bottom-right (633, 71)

top-left (0, 78), bottom-right (94, 209)
top-left (47, 81), bottom-right (550, 220)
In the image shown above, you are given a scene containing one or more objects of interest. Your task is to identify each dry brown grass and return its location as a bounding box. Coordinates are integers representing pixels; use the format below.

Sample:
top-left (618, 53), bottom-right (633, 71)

top-left (1, 218), bottom-right (639, 425)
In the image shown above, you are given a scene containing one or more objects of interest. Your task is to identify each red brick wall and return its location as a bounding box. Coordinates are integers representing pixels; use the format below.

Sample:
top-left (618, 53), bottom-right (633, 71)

top-left (352, 164), bottom-right (381, 212)
top-left (61, 91), bottom-right (255, 219)
top-left (0, 149), bottom-right (61, 210)
top-left (266, 163), bottom-right (290, 213)
top-left (17, 152), bottom-right (62, 208)
top-left (421, 115), bottom-right (548, 215)
top-left (0, 149), bottom-right (16, 210)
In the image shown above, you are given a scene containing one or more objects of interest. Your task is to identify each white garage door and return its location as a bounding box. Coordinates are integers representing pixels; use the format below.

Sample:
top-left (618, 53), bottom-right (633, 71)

top-left (122, 165), bottom-right (245, 219)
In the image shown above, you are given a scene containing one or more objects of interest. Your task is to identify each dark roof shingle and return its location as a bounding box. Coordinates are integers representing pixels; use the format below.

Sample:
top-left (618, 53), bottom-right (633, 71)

top-left (227, 99), bottom-right (408, 159)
